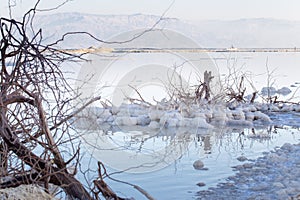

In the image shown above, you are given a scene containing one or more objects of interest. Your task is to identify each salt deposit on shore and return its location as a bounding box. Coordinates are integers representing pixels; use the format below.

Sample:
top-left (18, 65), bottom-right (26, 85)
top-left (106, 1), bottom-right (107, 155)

top-left (197, 142), bottom-right (300, 199)
top-left (75, 92), bottom-right (300, 199)
top-left (79, 101), bottom-right (295, 130)
top-left (0, 185), bottom-right (55, 200)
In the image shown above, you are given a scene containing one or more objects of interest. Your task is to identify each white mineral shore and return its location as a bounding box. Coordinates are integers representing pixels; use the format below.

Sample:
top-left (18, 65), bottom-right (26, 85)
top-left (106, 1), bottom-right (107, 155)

top-left (198, 143), bottom-right (300, 199)
top-left (77, 101), bottom-right (294, 131)
top-left (0, 185), bottom-right (55, 200)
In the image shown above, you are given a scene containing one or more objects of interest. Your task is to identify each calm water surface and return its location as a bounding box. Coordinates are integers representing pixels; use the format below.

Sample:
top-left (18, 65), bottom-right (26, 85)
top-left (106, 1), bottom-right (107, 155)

top-left (72, 52), bottom-right (300, 199)
top-left (79, 113), bottom-right (300, 200)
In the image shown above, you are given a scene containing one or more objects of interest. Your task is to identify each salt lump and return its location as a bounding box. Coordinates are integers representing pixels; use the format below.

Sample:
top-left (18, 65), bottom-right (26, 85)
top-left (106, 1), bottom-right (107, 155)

top-left (85, 100), bottom-right (275, 130)
top-left (159, 111), bottom-right (183, 127)
top-left (137, 115), bottom-right (151, 126)
top-left (193, 160), bottom-right (204, 170)
top-left (0, 185), bottom-right (54, 200)
top-left (237, 156), bottom-right (248, 162)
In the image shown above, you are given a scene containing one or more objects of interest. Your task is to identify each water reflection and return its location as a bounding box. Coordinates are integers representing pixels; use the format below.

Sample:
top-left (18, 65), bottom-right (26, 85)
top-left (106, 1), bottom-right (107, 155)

top-left (82, 125), bottom-right (201, 173)
top-left (80, 121), bottom-right (299, 173)
top-left (78, 122), bottom-right (300, 199)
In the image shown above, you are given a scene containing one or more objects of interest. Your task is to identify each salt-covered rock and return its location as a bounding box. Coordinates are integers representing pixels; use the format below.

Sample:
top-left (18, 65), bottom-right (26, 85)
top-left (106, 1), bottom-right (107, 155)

top-left (268, 104), bottom-right (280, 112)
top-left (266, 153), bottom-right (287, 163)
top-left (148, 121), bottom-right (160, 129)
top-left (281, 143), bottom-right (293, 151)
top-left (258, 104), bottom-right (269, 111)
top-left (118, 103), bottom-right (147, 116)
top-left (253, 111), bottom-right (272, 123)
top-left (227, 100), bottom-right (240, 110)
top-left (230, 109), bottom-right (245, 120)
top-left (242, 104), bottom-right (257, 112)
top-left (197, 182), bottom-right (206, 187)
top-left (0, 185), bottom-right (54, 200)
top-left (251, 182), bottom-right (269, 191)
top-left (279, 104), bottom-right (293, 112)
top-left (193, 160), bottom-right (204, 170)
top-left (275, 189), bottom-right (289, 199)
top-left (160, 111), bottom-right (183, 127)
top-left (242, 163), bottom-right (253, 169)
top-left (164, 118), bottom-right (178, 127)
top-left (129, 105), bottom-right (148, 117)
top-left (273, 182), bottom-right (285, 188)
top-left (114, 116), bottom-right (137, 126)
top-left (149, 109), bottom-right (163, 121)
top-left (199, 142), bottom-right (300, 199)
top-left (292, 104), bottom-right (300, 112)
top-left (245, 112), bottom-right (255, 121)
top-left (237, 156), bottom-right (248, 162)
top-left (253, 103), bottom-right (264, 111)
top-left (136, 115), bottom-right (151, 126)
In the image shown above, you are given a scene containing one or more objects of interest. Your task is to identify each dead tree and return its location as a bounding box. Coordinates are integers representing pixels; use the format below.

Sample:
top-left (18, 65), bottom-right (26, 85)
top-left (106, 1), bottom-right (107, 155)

top-left (226, 76), bottom-right (246, 102)
top-left (195, 71), bottom-right (214, 101)
top-left (0, 4), bottom-right (123, 200)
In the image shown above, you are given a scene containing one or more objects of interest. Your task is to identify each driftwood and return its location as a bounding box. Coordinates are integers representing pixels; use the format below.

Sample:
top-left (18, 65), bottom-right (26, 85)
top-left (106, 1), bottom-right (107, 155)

top-left (195, 71), bottom-right (214, 101)
top-left (226, 76), bottom-right (247, 103)
top-left (92, 162), bottom-right (125, 200)
top-left (250, 92), bottom-right (257, 104)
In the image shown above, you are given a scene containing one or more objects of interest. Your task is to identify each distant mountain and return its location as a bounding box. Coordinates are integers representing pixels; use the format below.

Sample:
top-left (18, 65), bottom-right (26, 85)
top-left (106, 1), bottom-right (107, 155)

top-left (33, 12), bottom-right (300, 48)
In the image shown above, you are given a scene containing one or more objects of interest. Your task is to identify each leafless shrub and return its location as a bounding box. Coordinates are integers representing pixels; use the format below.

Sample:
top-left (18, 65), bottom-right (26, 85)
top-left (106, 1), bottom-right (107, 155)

top-left (0, 2), bottom-right (128, 199)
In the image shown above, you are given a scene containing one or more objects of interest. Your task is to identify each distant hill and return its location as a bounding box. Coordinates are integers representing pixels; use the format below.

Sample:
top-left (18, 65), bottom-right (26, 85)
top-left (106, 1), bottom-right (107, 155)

top-left (33, 13), bottom-right (300, 48)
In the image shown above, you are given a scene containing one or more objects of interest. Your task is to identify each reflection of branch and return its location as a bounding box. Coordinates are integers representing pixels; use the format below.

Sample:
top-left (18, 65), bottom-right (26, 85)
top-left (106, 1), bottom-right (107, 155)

top-left (96, 161), bottom-right (155, 200)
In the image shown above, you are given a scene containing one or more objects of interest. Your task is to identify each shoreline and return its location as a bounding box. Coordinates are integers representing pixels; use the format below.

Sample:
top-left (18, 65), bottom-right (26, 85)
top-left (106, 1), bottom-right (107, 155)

top-left (198, 142), bottom-right (300, 199)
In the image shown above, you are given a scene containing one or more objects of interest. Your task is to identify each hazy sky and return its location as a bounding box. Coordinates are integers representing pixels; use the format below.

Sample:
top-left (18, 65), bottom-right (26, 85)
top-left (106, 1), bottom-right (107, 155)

top-left (1, 0), bottom-right (300, 21)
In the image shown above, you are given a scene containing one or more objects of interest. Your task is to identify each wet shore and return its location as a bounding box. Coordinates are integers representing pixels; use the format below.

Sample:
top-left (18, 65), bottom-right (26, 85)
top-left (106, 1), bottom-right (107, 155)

top-left (197, 142), bottom-right (300, 199)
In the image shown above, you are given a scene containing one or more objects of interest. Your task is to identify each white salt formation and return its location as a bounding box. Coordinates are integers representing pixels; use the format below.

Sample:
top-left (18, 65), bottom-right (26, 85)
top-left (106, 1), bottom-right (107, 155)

top-left (0, 185), bottom-right (55, 200)
top-left (193, 160), bottom-right (205, 170)
top-left (77, 85), bottom-right (300, 130)
top-left (85, 100), bottom-right (275, 130)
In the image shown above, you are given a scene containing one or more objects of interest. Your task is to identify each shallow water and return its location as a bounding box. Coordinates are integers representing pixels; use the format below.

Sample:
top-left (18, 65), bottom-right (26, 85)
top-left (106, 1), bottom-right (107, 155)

top-left (71, 50), bottom-right (300, 199)
top-left (79, 112), bottom-right (300, 200)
